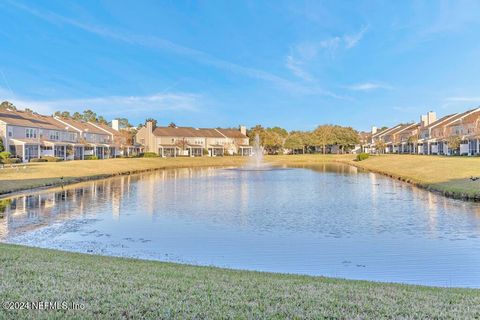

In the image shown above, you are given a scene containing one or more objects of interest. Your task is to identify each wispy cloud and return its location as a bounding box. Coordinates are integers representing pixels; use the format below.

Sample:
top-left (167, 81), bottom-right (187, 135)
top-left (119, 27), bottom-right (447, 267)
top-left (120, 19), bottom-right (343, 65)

top-left (4, 0), bottom-right (342, 99)
top-left (347, 82), bottom-right (393, 91)
top-left (0, 87), bottom-right (201, 116)
top-left (286, 25), bottom-right (368, 80)
top-left (343, 25), bottom-right (369, 49)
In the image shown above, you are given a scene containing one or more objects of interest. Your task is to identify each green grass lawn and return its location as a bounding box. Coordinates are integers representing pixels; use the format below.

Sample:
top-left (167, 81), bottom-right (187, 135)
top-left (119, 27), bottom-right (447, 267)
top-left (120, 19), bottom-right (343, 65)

top-left (0, 243), bottom-right (479, 319)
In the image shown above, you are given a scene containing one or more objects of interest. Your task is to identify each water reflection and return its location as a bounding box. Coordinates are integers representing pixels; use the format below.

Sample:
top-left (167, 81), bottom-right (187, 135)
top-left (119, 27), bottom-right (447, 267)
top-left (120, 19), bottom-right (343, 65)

top-left (1, 164), bottom-right (480, 287)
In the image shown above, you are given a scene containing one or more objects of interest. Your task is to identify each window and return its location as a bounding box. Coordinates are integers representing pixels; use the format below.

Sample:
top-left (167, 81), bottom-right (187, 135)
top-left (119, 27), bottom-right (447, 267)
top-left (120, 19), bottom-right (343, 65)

top-left (8, 128), bottom-right (12, 137)
top-left (49, 131), bottom-right (60, 140)
top-left (26, 128), bottom-right (37, 139)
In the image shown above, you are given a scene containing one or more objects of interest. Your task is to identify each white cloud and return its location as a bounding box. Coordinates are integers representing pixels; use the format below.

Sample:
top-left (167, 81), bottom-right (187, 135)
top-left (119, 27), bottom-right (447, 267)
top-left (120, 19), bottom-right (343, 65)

top-left (347, 82), bottom-right (393, 91)
top-left (1, 89), bottom-right (201, 116)
top-left (343, 25), bottom-right (369, 49)
top-left (286, 25), bottom-right (368, 79)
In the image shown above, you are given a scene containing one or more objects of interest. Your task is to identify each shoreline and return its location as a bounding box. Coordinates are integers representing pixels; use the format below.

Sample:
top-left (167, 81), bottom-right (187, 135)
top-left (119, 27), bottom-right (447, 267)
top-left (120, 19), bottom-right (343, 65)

top-left (2, 154), bottom-right (480, 201)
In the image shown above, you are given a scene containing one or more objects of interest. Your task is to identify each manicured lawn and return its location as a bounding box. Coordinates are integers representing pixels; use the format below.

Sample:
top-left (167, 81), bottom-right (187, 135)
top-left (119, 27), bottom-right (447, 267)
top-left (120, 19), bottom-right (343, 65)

top-left (0, 243), bottom-right (478, 319)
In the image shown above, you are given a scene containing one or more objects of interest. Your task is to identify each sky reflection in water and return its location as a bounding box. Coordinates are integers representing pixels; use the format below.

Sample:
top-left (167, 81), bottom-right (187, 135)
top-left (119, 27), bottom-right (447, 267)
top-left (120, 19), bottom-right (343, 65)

top-left (1, 164), bottom-right (480, 287)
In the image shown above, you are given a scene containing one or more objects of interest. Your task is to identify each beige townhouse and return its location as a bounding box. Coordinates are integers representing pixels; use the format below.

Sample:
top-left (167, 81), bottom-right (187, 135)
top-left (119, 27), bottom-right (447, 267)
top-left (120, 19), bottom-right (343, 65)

top-left (135, 121), bottom-right (251, 157)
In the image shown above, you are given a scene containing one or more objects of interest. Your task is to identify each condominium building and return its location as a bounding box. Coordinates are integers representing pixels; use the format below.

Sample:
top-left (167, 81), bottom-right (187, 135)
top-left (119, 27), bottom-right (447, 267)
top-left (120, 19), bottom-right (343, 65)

top-left (135, 121), bottom-right (252, 157)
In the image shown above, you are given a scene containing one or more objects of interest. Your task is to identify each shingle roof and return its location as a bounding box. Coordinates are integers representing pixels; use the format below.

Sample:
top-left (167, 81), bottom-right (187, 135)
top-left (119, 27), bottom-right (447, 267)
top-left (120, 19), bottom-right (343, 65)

top-left (153, 126), bottom-right (205, 137)
top-left (216, 128), bottom-right (248, 139)
top-left (0, 109), bottom-right (63, 130)
top-left (55, 117), bottom-right (107, 135)
top-left (444, 107), bottom-right (480, 126)
top-left (422, 114), bottom-right (457, 129)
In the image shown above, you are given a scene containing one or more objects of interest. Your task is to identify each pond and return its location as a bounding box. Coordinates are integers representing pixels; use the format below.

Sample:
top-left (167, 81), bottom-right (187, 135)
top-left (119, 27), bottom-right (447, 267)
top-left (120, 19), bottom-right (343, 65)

top-left (1, 164), bottom-right (480, 288)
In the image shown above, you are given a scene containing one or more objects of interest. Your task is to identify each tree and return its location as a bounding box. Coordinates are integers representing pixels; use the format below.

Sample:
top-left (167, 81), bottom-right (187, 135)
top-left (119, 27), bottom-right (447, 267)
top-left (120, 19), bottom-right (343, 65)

top-left (97, 116), bottom-right (108, 125)
top-left (374, 140), bottom-right (386, 154)
top-left (116, 118), bottom-right (132, 129)
top-left (333, 126), bottom-right (359, 153)
top-left (313, 125), bottom-right (335, 154)
top-left (0, 101), bottom-right (16, 110)
top-left (247, 125), bottom-right (266, 145)
top-left (0, 137), bottom-right (4, 152)
top-left (72, 112), bottom-right (83, 120)
top-left (54, 111), bottom-right (72, 118)
top-left (284, 132), bottom-right (304, 154)
top-left (82, 109), bottom-right (97, 122)
top-left (262, 130), bottom-right (284, 154)
top-left (168, 122), bottom-right (177, 128)
top-left (145, 118), bottom-right (157, 129)
top-left (407, 133), bottom-right (419, 154)
top-left (447, 136), bottom-right (461, 155)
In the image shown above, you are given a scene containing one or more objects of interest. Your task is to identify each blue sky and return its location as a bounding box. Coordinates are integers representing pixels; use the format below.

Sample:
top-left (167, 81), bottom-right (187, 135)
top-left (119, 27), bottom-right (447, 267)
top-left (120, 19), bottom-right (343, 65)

top-left (1, 0), bottom-right (480, 131)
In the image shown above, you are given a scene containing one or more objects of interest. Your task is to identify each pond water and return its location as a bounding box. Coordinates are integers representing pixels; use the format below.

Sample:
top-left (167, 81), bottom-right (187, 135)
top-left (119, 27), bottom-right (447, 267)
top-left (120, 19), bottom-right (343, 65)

top-left (1, 164), bottom-right (480, 288)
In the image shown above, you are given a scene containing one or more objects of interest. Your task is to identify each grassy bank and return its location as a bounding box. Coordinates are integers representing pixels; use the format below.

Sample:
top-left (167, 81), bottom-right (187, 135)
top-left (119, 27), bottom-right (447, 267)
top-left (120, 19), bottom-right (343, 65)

top-left (0, 243), bottom-right (478, 319)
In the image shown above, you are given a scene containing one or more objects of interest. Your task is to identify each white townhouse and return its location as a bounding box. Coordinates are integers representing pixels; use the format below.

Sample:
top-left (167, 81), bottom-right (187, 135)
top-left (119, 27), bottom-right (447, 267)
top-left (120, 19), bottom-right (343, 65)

top-left (54, 116), bottom-right (117, 159)
top-left (0, 108), bottom-right (80, 161)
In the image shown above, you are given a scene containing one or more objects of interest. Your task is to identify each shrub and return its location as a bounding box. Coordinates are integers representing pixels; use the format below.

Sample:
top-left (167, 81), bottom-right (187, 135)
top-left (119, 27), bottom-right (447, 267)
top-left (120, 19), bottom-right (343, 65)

top-left (30, 158), bottom-right (48, 162)
top-left (2, 158), bottom-right (21, 164)
top-left (356, 152), bottom-right (370, 161)
top-left (203, 148), bottom-right (209, 156)
top-left (141, 152), bottom-right (157, 158)
top-left (84, 155), bottom-right (99, 160)
top-left (0, 151), bottom-right (11, 161)
top-left (41, 156), bottom-right (63, 162)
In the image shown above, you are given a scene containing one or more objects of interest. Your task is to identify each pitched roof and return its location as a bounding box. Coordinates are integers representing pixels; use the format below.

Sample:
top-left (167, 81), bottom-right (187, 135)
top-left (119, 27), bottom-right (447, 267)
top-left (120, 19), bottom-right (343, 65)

top-left (153, 126), bottom-right (205, 137)
top-left (216, 128), bottom-right (248, 139)
top-left (0, 109), bottom-right (63, 130)
top-left (88, 121), bottom-right (118, 135)
top-left (444, 107), bottom-right (480, 126)
top-left (422, 113), bottom-right (457, 130)
top-left (55, 117), bottom-right (107, 135)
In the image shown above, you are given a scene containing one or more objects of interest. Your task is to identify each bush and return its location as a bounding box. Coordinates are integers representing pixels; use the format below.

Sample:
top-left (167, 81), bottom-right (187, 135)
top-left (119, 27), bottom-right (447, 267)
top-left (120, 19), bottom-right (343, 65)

top-left (356, 152), bottom-right (370, 161)
top-left (30, 158), bottom-right (48, 162)
top-left (41, 156), bottom-right (63, 162)
top-left (84, 155), bottom-right (99, 160)
top-left (2, 158), bottom-right (21, 164)
top-left (141, 152), bottom-right (157, 158)
top-left (0, 151), bottom-right (11, 161)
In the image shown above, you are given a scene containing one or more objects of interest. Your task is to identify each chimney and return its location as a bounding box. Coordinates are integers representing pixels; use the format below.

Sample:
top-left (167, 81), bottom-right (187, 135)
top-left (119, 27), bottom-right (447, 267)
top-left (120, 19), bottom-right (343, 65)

top-left (427, 111), bottom-right (436, 125)
top-left (111, 119), bottom-right (120, 131)
top-left (371, 126), bottom-right (377, 135)
top-left (420, 114), bottom-right (428, 127)
top-left (239, 125), bottom-right (247, 136)
top-left (146, 120), bottom-right (154, 134)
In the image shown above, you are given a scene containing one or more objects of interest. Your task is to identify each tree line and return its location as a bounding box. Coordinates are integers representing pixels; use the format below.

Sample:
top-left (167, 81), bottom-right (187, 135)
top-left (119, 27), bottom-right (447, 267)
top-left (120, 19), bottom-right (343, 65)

top-left (247, 124), bottom-right (359, 154)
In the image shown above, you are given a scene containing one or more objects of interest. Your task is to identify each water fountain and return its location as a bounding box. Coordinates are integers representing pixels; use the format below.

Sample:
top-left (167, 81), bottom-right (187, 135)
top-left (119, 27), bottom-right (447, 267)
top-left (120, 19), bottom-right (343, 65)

top-left (232, 134), bottom-right (287, 171)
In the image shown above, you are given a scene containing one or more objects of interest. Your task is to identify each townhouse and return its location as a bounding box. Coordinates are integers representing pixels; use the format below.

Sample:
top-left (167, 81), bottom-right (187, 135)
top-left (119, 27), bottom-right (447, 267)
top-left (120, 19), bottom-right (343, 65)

top-left (135, 121), bottom-right (252, 157)
top-left (89, 120), bottom-right (141, 157)
top-left (0, 108), bottom-right (79, 161)
top-left (0, 107), bottom-right (138, 162)
top-left (365, 107), bottom-right (480, 156)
